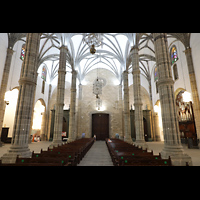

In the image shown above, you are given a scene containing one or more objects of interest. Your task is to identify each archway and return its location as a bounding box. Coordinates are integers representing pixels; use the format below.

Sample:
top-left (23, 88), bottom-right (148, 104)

top-left (2, 88), bottom-right (19, 142)
top-left (31, 99), bottom-right (46, 142)
top-left (175, 89), bottom-right (198, 147)
top-left (154, 100), bottom-right (164, 141)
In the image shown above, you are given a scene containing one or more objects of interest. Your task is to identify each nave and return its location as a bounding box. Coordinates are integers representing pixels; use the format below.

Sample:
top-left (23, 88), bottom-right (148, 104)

top-left (1, 139), bottom-right (200, 166)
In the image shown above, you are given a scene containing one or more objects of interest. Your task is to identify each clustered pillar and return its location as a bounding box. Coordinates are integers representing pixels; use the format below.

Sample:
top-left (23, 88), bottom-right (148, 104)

top-left (0, 48), bottom-right (14, 146)
top-left (123, 70), bottom-right (132, 144)
top-left (68, 70), bottom-right (77, 142)
top-left (1, 33), bottom-right (41, 163)
top-left (49, 45), bottom-right (67, 148)
top-left (153, 33), bottom-right (192, 165)
top-left (131, 45), bottom-right (147, 149)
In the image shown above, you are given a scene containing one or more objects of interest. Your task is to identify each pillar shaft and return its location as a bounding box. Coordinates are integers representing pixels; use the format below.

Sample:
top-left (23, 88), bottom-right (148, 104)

top-left (153, 33), bottom-right (192, 165)
top-left (118, 83), bottom-right (124, 140)
top-left (123, 70), bottom-right (132, 144)
top-left (184, 48), bottom-right (200, 141)
top-left (0, 48), bottom-right (14, 143)
top-left (131, 46), bottom-right (147, 149)
top-left (68, 70), bottom-right (77, 142)
top-left (77, 83), bottom-right (82, 139)
top-left (50, 46), bottom-right (67, 148)
top-left (1, 33), bottom-right (41, 163)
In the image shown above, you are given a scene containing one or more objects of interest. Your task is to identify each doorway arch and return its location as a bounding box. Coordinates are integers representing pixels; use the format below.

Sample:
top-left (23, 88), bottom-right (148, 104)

top-left (31, 99), bottom-right (46, 141)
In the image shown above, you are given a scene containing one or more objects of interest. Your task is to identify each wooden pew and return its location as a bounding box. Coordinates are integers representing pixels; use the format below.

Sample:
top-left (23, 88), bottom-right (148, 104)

top-left (0, 138), bottom-right (94, 166)
top-left (105, 138), bottom-right (172, 166)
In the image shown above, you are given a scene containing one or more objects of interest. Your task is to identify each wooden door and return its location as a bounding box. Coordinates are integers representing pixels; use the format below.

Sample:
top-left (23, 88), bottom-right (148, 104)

top-left (92, 114), bottom-right (109, 140)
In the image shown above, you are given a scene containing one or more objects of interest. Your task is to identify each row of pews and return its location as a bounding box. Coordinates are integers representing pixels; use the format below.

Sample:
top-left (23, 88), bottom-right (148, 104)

top-left (0, 138), bottom-right (94, 166)
top-left (106, 138), bottom-right (173, 166)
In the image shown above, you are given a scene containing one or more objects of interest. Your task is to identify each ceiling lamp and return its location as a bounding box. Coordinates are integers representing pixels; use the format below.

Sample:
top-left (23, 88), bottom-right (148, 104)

top-left (83, 33), bottom-right (103, 54)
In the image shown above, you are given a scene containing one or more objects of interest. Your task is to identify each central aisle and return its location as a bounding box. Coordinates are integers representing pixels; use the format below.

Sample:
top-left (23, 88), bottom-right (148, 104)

top-left (78, 141), bottom-right (114, 166)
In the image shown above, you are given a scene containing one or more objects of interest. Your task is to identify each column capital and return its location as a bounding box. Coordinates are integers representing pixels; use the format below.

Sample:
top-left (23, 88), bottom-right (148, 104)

top-left (153, 33), bottom-right (167, 42)
top-left (184, 47), bottom-right (192, 54)
top-left (157, 78), bottom-right (174, 87)
top-left (132, 68), bottom-right (140, 75)
top-left (122, 70), bottom-right (128, 75)
top-left (72, 69), bottom-right (78, 76)
top-left (59, 45), bottom-right (69, 54)
top-left (130, 45), bottom-right (139, 52)
top-left (18, 77), bottom-right (37, 86)
top-left (7, 47), bottom-right (14, 54)
top-left (58, 69), bottom-right (66, 74)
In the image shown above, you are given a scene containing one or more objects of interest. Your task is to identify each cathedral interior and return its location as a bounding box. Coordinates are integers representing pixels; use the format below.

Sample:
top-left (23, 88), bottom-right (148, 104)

top-left (0, 33), bottom-right (200, 166)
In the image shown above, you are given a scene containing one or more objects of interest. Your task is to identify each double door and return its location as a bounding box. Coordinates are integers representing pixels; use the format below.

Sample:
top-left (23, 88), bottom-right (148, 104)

top-left (92, 114), bottom-right (109, 140)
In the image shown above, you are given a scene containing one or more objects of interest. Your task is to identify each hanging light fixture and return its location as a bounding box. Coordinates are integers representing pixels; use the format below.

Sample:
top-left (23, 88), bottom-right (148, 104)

top-left (83, 33), bottom-right (103, 54)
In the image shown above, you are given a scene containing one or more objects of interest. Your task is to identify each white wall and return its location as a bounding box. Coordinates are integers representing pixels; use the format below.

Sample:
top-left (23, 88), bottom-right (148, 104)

top-left (0, 33), bottom-right (8, 85)
top-left (190, 33), bottom-right (200, 98)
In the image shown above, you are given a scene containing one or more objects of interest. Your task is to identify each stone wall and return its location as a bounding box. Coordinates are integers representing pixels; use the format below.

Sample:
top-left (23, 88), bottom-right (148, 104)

top-left (77, 68), bottom-right (123, 139)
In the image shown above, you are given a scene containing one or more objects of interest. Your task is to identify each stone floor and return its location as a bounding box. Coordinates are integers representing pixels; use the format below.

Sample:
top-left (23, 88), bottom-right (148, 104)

top-left (146, 141), bottom-right (200, 166)
top-left (78, 141), bottom-right (113, 166)
top-left (0, 141), bottom-right (51, 159)
top-left (0, 141), bottom-right (200, 166)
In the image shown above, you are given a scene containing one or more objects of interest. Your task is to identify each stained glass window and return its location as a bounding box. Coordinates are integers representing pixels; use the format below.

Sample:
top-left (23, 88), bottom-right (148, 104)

top-left (154, 66), bottom-right (158, 82)
top-left (170, 45), bottom-right (178, 65)
top-left (20, 44), bottom-right (25, 61)
top-left (41, 66), bottom-right (47, 81)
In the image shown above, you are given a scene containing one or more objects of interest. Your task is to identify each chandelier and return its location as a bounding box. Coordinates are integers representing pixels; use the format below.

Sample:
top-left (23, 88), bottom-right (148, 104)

top-left (83, 33), bottom-right (103, 54)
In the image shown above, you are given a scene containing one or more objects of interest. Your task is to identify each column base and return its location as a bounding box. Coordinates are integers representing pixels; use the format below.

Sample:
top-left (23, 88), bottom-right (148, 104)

top-left (124, 137), bottom-right (133, 144)
top-left (67, 137), bottom-right (75, 143)
top-left (1, 145), bottom-right (32, 164)
top-left (119, 136), bottom-right (124, 140)
top-left (0, 140), bottom-right (4, 147)
top-left (155, 135), bottom-right (161, 141)
top-left (48, 139), bottom-right (63, 149)
top-left (134, 140), bottom-right (148, 150)
top-left (161, 144), bottom-right (193, 166)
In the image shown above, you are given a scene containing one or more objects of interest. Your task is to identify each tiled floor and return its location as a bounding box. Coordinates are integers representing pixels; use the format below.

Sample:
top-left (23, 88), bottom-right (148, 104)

top-left (1, 141), bottom-right (200, 166)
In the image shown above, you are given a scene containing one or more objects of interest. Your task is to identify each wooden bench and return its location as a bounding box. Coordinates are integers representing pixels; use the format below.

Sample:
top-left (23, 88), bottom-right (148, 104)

top-left (106, 138), bottom-right (172, 166)
top-left (32, 151), bottom-right (77, 166)
top-left (16, 157), bottom-right (69, 166)
top-left (0, 138), bottom-right (94, 166)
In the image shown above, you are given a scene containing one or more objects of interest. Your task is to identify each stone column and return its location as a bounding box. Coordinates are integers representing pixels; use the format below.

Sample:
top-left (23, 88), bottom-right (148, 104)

top-left (123, 70), bottom-right (133, 144)
top-left (49, 45), bottom-right (67, 148)
top-left (184, 47), bottom-right (200, 144)
top-left (1, 33), bottom-right (41, 163)
top-left (77, 83), bottom-right (82, 139)
top-left (68, 70), bottom-right (77, 142)
top-left (28, 73), bottom-right (38, 144)
top-left (153, 33), bottom-right (192, 165)
top-left (131, 46), bottom-right (147, 149)
top-left (45, 84), bottom-right (52, 141)
top-left (118, 83), bottom-right (124, 140)
top-left (0, 48), bottom-right (14, 146)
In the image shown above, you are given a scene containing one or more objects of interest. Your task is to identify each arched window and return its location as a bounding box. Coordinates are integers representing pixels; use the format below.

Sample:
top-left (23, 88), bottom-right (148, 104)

top-left (41, 65), bottom-right (47, 81)
top-left (173, 64), bottom-right (179, 80)
top-left (170, 45), bottom-right (178, 65)
top-left (154, 66), bottom-right (158, 82)
top-left (41, 65), bottom-right (47, 94)
top-left (20, 44), bottom-right (25, 61)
